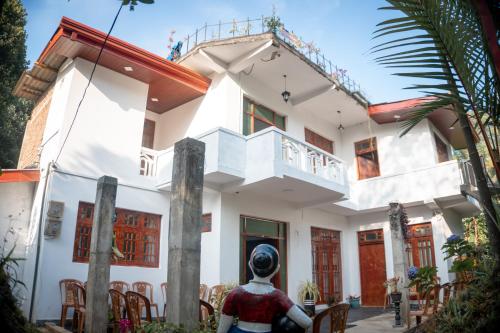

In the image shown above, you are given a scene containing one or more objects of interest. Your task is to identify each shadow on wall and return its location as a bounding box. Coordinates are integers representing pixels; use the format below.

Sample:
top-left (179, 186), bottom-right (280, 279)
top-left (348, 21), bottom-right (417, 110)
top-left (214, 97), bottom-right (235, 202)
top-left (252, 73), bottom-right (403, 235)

top-left (56, 142), bottom-right (156, 188)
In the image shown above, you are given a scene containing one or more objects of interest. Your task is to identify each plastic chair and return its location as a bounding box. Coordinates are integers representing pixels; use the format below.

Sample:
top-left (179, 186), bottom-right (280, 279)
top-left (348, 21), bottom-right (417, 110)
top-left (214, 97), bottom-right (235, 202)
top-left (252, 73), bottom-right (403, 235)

top-left (132, 281), bottom-right (160, 322)
top-left (59, 279), bottom-right (83, 328)
top-left (199, 299), bottom-right (216, 330)
top-left (125, 291), bottom-right (152, 332)
top-left (109, 289), bottom-right (127, 333)
top-left (160, 282), bottom-right (168, 320)
top-left (69, 282), bottom-right (86, 333)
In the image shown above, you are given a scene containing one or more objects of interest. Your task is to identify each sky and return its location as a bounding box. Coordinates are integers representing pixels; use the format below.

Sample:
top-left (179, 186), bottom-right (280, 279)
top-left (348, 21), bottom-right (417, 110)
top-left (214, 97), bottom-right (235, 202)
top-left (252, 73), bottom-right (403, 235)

top-left (22, 0), bottom-right (425, 104)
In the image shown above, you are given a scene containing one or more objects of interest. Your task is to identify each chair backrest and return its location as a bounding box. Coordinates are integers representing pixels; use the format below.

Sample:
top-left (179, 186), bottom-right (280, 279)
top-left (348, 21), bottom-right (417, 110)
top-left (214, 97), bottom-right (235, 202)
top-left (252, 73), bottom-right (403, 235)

top-left (109, 289), bottom-right (126, 322)
top-left (209, 284), bottom-right (225, 307)
top-left (110, 280), bottom-right (130, 294)
top-left (160, 282), bottom-right (168, 304)
top-left (69, 282), bottom-right (86, 308)
top-left (199, 284), bottom-right (208, 301)
top-left (59, 279), bottom-right (83, 305)
top-left (441, 283), bottom-right (452, 306)
top-left (126, 291), bottom-right (152, 327)
top-left (199, 299), bottom-right (216, 330)
top-left (312, 306), bottom-right (333, 333)
top-left (132, 281), bottom-right (154, 302)
top-left (330, 303), bottom-right (350, 333)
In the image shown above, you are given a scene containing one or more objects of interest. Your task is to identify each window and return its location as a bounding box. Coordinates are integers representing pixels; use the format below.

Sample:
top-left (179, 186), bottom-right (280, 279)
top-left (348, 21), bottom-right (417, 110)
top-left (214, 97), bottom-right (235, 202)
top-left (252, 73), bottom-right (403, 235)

top-left (305, 128), bottom-right (334, 154)
top-left (201, 213), bottom-right (212, 233)
top-left (73, 202), bottom-right (161, 267)
top-left (243, 97), bottom-right (285, 135)
top-left (406, 223), bottom-right (435, 268)
top-left (142, 119), bottom-right (156, 149)
top-left (434, 133), bottom-right (449, 163)
top-left (354, 137), bottom-right (380, 180)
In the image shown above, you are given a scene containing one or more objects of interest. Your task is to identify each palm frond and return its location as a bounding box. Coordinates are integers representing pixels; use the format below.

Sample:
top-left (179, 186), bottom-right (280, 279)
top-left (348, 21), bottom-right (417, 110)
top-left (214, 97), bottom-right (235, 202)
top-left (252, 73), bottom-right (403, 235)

top-left (373, 0), bottom-right (500, 139)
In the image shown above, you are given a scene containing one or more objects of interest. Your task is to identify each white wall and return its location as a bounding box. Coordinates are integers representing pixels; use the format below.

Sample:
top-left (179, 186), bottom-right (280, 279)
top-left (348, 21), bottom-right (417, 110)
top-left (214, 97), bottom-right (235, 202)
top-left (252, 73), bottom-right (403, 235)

top-left (0, 182), bottom-right (36, 305)
top-left (219, 191), bottom-right (350, 303)
top-left (28, 170), bottom-right (223, 321)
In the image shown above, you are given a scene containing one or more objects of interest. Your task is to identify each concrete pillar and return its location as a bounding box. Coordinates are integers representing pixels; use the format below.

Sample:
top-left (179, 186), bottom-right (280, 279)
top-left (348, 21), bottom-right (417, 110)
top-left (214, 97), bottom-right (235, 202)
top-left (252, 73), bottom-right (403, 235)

top-left (166, 138), bottom-right (205, 330)
top-left (388, 202), bottom-right (409, 325)
top-left (85, 176), bottom-right (117, 333)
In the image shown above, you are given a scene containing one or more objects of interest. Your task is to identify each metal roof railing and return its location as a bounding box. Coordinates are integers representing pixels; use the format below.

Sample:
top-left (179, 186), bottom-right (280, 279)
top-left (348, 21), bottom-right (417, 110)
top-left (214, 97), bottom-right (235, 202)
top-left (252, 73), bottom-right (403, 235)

top-left (179, 16), bottom-right (368, 102)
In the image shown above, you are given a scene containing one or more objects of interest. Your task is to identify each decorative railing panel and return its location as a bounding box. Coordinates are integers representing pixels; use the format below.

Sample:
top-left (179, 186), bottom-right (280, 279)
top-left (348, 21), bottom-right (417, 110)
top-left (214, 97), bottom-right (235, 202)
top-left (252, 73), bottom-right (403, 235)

top-left (281, 134), bottom-right (344, 184)
top-left (140, 147), bottom-right (158, 177)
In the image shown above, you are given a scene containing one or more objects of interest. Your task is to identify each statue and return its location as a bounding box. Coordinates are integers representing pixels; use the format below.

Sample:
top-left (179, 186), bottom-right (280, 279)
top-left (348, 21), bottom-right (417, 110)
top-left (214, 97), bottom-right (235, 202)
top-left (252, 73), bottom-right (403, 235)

top-left (217, 244), bottom-right (312, 333)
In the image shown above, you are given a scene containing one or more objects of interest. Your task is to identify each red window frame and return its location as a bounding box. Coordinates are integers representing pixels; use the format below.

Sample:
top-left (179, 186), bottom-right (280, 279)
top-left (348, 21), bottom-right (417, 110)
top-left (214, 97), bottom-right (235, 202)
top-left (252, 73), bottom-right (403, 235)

top-left (73, 202), bottom-right (161, 268)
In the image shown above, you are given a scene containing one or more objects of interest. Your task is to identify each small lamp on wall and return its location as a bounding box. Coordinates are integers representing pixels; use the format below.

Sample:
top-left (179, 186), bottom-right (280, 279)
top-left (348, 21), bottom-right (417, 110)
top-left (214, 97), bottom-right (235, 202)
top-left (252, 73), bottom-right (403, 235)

top-left (281, 74), bottom-right (291, 103)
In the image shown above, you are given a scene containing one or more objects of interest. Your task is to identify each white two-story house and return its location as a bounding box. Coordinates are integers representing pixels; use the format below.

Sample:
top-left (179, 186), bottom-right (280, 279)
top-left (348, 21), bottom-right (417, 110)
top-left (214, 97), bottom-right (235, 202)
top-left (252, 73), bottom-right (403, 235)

top-left (2, 17), bottom-right (479, 322)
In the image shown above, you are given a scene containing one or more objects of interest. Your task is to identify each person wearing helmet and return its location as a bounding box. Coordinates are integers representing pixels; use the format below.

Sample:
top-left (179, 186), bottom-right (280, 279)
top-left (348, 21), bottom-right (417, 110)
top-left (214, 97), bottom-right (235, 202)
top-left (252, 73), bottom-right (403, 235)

top-left (216, 244), bottom-right (312, 333)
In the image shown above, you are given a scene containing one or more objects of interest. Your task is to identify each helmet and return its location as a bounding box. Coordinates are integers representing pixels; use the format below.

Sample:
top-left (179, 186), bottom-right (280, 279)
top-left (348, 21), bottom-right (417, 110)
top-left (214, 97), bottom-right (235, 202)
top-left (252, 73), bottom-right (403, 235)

top-left (249, 244), bottom-right (279, 278)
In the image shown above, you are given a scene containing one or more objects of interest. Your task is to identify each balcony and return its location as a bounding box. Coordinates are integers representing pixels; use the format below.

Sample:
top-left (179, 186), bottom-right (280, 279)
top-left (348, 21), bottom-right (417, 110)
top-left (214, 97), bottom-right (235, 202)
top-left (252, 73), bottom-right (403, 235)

top-left (140, 127), bottom-right (348, 205)
top-left (333, 159), bottom-right (478, 214)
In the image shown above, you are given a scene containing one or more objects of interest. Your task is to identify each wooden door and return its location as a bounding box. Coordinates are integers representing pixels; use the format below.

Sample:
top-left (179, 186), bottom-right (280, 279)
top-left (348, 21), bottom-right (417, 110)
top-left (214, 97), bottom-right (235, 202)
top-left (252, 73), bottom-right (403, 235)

top-left (358, 229), bottom-right (387, 306)
top-left (406, 223), bottom-right (436, 268)
top-left (311, 227), bottom-right (342, 304)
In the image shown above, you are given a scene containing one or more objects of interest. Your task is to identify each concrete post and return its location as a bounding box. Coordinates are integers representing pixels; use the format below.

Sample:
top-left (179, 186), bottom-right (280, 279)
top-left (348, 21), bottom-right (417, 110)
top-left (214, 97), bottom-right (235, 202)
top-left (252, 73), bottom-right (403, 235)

top-left (85, 176), bottom-right (117, 333)
top-left (166, 138), bottom-right (205, 330)
top-left (388, 202), bottom-right (409, 326)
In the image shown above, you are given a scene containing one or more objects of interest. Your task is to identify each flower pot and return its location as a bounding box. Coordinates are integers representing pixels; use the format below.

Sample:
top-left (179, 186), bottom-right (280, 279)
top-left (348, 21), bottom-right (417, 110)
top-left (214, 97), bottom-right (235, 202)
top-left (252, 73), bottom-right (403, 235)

top-left (348, 298), bottom-right (360, 308)
top-left (303, 298), bottom-right (315, 316)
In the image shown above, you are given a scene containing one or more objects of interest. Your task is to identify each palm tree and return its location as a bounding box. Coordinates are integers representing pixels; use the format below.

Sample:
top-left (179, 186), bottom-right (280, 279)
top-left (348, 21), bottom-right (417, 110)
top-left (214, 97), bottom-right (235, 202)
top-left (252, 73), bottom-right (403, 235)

top-left (372, 0), bottom-right (500, 263)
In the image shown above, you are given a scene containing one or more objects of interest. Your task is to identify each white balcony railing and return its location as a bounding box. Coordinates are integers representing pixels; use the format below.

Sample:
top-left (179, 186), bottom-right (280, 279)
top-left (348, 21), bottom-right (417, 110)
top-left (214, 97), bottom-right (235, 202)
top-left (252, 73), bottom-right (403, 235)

top-left (140, 147), bottom-right (158, 177)
top-left (281, 134), bottom-right (344, 184)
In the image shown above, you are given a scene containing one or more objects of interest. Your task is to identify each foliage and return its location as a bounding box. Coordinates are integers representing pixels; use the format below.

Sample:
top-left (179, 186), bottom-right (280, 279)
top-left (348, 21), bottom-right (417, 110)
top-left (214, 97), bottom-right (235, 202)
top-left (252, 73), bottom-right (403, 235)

top-left (119, 0), bottom-right (154, 11)
top-left (142, 321), bottom-right (213, 333)
top-left (0, 245), bottom-right (40, 333)
top-left (407, 266), bottom-right (438, 294)
top-left (264, 6), bottom-right (283, 33)
top-left (0, 0), bottom-right (33, 169)
top-left (464, 213), bottom-right (490, 246)
top-left (431, 251), bottom-right (500, 332)
top-left (297, 280), bottom-right (321, 303)
top-left (373, 0), bottom-right (499, 138)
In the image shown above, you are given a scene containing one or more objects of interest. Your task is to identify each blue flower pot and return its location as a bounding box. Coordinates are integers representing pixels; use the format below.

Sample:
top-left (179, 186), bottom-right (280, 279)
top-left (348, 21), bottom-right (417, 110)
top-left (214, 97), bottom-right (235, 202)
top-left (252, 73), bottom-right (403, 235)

top-left (349, 298), bottom-right (360, 308)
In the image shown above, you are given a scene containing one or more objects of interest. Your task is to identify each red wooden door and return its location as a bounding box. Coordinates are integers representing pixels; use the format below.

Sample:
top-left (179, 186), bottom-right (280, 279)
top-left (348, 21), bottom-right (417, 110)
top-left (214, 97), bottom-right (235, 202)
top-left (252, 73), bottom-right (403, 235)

top-left (358, 229), bottom-right (387, 306)
top-left (311, 228), bottom-right (342, 304)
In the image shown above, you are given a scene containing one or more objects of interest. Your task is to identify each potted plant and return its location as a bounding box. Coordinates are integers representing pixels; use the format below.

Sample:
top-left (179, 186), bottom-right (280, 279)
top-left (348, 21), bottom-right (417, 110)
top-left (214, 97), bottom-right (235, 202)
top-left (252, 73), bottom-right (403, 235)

top-left (384, 277), bottom-right (401, 302)
top-left (346, 294), bottom-right (361, 308)
top-left (298, 281), bottom-right (320, 315)
top-left (408, 266), bottom-right (438, 295)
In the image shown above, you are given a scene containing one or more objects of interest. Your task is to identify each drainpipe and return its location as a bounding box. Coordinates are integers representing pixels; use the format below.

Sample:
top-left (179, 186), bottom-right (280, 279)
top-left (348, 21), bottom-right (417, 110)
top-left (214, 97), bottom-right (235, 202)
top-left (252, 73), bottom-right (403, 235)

top-left (28, 161), bottom-right (52, 323)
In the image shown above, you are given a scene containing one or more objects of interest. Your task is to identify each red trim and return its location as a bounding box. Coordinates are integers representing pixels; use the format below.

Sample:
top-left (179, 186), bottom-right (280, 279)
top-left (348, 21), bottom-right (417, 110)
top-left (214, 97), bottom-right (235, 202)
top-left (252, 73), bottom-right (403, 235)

top-left (368, 97), bottom-right (436, 117)
top-left (38, 17), bottom-right (210, 94)
top-left (0, 169), bottom-right (40, 183)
